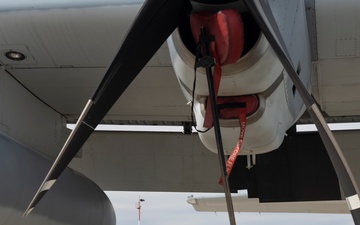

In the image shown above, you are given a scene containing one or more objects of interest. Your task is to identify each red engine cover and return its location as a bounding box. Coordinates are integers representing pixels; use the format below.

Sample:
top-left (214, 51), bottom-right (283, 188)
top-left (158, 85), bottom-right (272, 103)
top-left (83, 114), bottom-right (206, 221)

top-left (190, 9), bottom-right (244, 65)
top-left (217, 95), bottom-right (259, 119)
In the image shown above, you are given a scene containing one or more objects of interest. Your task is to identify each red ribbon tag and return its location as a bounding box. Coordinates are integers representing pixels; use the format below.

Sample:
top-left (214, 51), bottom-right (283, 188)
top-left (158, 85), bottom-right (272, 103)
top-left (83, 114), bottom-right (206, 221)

top-left (219, 107), bottom-right (246, 185)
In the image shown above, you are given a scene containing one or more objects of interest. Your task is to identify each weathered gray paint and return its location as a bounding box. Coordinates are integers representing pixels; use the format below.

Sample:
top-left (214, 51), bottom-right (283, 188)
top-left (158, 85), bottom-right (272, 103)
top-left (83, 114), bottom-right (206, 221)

top-left (67, 129), bottom-right (360, 197)
top-left (0, 0), bottom-right (359, 223)
top-left (0, 132), bottom-right (115, 225)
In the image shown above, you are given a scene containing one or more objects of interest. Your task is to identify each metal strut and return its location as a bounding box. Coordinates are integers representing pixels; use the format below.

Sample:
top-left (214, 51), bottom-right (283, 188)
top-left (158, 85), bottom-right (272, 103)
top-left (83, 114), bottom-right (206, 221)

top-left (243, 1), bottom-right (360, 224)
top-left (196, 26), bottom-right (237, 225)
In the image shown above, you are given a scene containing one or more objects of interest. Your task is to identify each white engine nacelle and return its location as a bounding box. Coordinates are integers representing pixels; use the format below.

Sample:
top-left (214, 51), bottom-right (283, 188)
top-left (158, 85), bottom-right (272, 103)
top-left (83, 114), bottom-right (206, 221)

top-left (167, 5), bottom-right (310, 155)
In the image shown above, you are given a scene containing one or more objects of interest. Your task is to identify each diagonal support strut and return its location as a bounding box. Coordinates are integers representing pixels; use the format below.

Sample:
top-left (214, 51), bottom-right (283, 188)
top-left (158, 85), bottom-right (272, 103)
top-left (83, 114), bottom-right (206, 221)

top-left (196, 26), bottom-right (237, 225)
top-left (243, 1), bottom-right (360, 224)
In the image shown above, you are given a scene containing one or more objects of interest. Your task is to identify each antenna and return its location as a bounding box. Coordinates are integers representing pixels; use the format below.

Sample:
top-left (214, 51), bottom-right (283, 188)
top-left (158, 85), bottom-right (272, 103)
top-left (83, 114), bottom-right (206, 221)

top-left (135, 196), bottom-right (145, 225)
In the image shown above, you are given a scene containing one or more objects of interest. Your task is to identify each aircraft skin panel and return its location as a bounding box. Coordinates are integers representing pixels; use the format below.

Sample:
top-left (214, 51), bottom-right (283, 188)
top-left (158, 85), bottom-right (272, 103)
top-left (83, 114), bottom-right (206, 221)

top-left (313, 59), bottom-right (360, 116)
top-left (335, 131), bottom-right (360, 187)
top-left (187, 195), bottom-right (349, 214)
top-left (69, 131), bottom-right (224, 193)
top-left (0, 0), bottom-right (144, 11)
top-left (0, 6), bottom-right (137, 68)
top-left (67, 129), bottom-right (360, 197)
top-left (105, 67), bottom-right (189, 123)
top-left (8, 68), bottom-right (105, 115)
top-left (316, 0), bottom-right (360, 60)
top-left (313, 0), bottom-right (360, 116)
top-left (0, 4), bottom-right (188, 124)
top-left (0, 66), bottom-right (116, 224)
top-left (0, 131), bottom-right (115, 225)
top-left (0, 0), bottom-right (355, 124)
top-left (0, 68), bottom-right (67, 159)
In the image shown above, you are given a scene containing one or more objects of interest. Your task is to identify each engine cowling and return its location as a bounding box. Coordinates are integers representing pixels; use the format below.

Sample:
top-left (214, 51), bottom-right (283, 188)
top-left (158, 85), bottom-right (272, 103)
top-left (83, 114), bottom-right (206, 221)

top-left (167, 9), bottom-right (307, 155)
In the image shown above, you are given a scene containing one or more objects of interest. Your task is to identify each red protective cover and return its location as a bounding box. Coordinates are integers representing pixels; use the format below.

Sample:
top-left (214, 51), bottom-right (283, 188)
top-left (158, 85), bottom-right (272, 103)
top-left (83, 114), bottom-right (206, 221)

top-left (191, 10), bottom-right (249, 128)
top-left (217, 95), bottom-right (259, 119)
top-left (190, 9), bottom-right (244, 65)
top-left (191, 10), bottom-right (249, 182)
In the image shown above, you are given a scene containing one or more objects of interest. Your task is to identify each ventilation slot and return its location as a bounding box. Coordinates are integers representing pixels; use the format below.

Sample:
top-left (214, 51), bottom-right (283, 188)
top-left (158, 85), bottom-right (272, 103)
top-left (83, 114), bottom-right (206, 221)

top-left (292, 62), bottom-right (302, 96)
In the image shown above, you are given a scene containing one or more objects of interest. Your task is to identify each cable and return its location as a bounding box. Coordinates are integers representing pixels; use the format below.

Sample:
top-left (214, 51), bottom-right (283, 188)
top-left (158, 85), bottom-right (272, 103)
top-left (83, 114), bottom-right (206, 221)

top-left (191, 42), bottom-right (210, 133)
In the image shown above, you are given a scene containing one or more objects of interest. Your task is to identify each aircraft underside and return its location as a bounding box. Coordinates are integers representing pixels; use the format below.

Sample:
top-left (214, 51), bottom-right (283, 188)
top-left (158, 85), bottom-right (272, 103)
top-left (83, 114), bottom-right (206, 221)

top-left (0, 0), bottom-right (360, 225)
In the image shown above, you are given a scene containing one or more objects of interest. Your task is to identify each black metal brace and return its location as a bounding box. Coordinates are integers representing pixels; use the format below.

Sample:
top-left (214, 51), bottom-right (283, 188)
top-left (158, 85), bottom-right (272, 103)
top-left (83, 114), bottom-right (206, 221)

top-left (196, 26), bottom-right (237, 225)
top-left (195, 27), bottom-right (216, 68)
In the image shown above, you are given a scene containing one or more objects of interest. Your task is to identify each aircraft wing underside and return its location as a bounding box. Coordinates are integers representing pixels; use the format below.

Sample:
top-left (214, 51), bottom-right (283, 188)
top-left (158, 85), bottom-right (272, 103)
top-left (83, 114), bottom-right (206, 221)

top-left (1, 1), bottom-right (360, 224)
top-left (0, 1), bottom-right (358, 126)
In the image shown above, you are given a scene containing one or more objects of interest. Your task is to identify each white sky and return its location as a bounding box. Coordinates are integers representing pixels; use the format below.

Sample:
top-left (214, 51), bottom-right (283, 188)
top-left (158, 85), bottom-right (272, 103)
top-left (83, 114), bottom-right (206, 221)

top-left (105, 191), bottom-right (354, 225)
